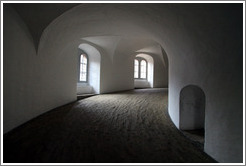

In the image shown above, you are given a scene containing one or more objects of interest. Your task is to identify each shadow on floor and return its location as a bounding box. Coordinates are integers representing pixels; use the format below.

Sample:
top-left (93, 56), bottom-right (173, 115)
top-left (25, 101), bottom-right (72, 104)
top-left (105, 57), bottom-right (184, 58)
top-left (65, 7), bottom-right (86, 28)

top-left (181, 129), bottom-right (204, 150)
top-left (4, 89), bottom-right (216, 163)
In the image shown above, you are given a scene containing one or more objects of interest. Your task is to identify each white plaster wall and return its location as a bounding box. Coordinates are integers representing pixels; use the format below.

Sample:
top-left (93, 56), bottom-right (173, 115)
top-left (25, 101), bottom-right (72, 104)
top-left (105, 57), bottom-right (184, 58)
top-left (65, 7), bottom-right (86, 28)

top-left (153, 56), bottom-right (167, 88)
top-left (95, 37), bottom-right (167, 93)
top-left (112, 53), bottom-right (135, 92)
top-left (77, 83), bottom-right (93, 94)
top-left (3, 3), bottom-right (243, 163)
top-left (3, 5), bottom-right (77, 133)
top-left (136, 45), bottom-right (168, 88)
top-left (148, 62), bottom-right (154, 88)
top-left (162, 4), bottom-right (243, 163)
top-left (134, 80), bottom-right (150, 88)
top-left (4, 5), bottom-right (38, 133)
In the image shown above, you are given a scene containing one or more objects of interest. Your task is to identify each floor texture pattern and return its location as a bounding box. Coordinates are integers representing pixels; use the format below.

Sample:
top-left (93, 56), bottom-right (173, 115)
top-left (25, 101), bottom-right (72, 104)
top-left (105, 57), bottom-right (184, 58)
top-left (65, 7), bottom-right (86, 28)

top-left (4, 88), bottom-right (216, 163)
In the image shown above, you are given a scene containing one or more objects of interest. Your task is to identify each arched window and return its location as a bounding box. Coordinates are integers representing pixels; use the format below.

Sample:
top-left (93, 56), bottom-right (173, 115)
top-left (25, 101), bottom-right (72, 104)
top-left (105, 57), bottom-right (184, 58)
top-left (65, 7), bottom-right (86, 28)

top-left (134, 59), bottom-right (139, 78)
top-left (79, 54), bottom-right (88, 82)
top-left (134, 58), bottom-right (147, 79)
top-left (140, 60), bottom-right (147, 79)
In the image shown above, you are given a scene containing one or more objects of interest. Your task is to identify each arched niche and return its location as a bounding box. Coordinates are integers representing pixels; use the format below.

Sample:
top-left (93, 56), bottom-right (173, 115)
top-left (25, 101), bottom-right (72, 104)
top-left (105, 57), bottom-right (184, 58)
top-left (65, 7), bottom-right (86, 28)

top-left (180, 85), bottom-right (205, 130)
top-left (134, 54), bottom-right (154, 88)
top-left (77, 43), bottom-right (101, 94)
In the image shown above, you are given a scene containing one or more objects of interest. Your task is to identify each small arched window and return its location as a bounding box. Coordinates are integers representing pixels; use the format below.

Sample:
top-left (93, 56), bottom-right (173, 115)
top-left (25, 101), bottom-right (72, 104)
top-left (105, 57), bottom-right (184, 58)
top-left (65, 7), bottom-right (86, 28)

top-left (79, 54), bottom-right (88, 82)
top-left (134, 58), bottom-right (147, 79)
top-left (134, 59), bottom-right (139, 78)
top-left (140, 60), bottom-right (147, 79)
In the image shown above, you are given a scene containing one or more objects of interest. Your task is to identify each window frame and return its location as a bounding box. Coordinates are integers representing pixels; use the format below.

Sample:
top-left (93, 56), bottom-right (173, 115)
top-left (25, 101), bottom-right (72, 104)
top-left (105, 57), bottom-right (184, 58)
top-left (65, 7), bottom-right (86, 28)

top-left (134, 59), bottom-right (139, 78)
top-left (78, 52), bottom-right (89, 83)
top-left (134, 57), bottom-right (148, 80)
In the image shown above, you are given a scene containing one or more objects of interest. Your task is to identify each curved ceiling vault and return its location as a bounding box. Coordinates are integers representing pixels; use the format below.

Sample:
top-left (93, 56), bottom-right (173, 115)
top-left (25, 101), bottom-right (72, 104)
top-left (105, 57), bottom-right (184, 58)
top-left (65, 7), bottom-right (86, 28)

top-left (80, 36), bottom-right (167, 66)
top-left (10, 3), bottom-right (80, 50)
top-left (35, 3), bottom-right (178, 67)
top-left (11, 3), bottom-right (178, 57)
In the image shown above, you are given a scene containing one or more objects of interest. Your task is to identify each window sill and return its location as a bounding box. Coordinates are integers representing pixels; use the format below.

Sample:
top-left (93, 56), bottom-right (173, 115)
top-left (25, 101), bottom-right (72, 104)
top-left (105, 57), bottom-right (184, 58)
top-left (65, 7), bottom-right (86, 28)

top-left (77, 82), bottom-right (88, 86)
top-left (134, 78), bottom-right (147, 80)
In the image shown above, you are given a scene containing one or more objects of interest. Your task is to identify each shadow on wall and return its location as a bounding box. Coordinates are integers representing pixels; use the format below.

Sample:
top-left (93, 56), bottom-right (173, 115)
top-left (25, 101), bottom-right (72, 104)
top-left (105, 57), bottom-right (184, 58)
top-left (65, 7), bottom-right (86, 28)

top-left (179, 85), bottom-right (205, 130)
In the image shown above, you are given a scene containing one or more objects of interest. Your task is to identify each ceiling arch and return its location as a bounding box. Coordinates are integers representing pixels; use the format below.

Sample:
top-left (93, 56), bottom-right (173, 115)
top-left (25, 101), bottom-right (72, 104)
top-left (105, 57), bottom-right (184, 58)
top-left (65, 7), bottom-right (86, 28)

top-left (38, 3), bottom-right (177, 61)
top-left (10, 3), bottom-right (79, 50)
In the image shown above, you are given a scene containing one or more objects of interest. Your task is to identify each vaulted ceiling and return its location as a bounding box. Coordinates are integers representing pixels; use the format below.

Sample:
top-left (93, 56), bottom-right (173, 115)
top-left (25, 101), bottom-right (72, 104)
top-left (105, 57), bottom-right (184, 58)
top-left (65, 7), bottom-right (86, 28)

top-left (10, 3), bottom-right (79, 49)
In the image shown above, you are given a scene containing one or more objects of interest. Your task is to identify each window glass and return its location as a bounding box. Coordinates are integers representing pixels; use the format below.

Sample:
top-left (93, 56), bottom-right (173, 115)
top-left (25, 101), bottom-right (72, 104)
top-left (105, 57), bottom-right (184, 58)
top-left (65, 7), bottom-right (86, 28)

top-left (134, 60), bottom-right (139, 78)
top-left (140, 60), bottom-right (147, 79)
top-left (134, 58), bottom-right (147, 79)
top-left (79, 54), bottom-right (87, 82)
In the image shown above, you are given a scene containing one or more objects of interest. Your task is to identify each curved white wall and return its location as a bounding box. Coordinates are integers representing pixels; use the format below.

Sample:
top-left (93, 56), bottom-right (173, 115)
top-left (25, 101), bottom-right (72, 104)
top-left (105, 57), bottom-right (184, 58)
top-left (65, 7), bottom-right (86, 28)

top-left (4, 5), bottom-right (38, 134)
top-left (3, 3), bottom-right (243, 163)
top-left (3, 5), bottom-right (77, 133)
top-left (163, 4), bottom-right (243, 163)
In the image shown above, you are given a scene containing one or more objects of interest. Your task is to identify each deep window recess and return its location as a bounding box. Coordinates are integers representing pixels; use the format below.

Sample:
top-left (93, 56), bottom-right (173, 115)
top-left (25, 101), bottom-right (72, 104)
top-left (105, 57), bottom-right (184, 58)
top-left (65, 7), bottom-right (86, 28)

top-left (134, 58), bottom-right (147, 79)
top-left (79, 54), bottom-right (88, 82)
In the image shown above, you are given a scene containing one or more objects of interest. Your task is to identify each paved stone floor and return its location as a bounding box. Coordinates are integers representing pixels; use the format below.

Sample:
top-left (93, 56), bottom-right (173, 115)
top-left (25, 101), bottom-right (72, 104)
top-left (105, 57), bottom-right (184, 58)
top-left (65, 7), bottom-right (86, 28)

top-left (4, 88), bottom-right (216, 163)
